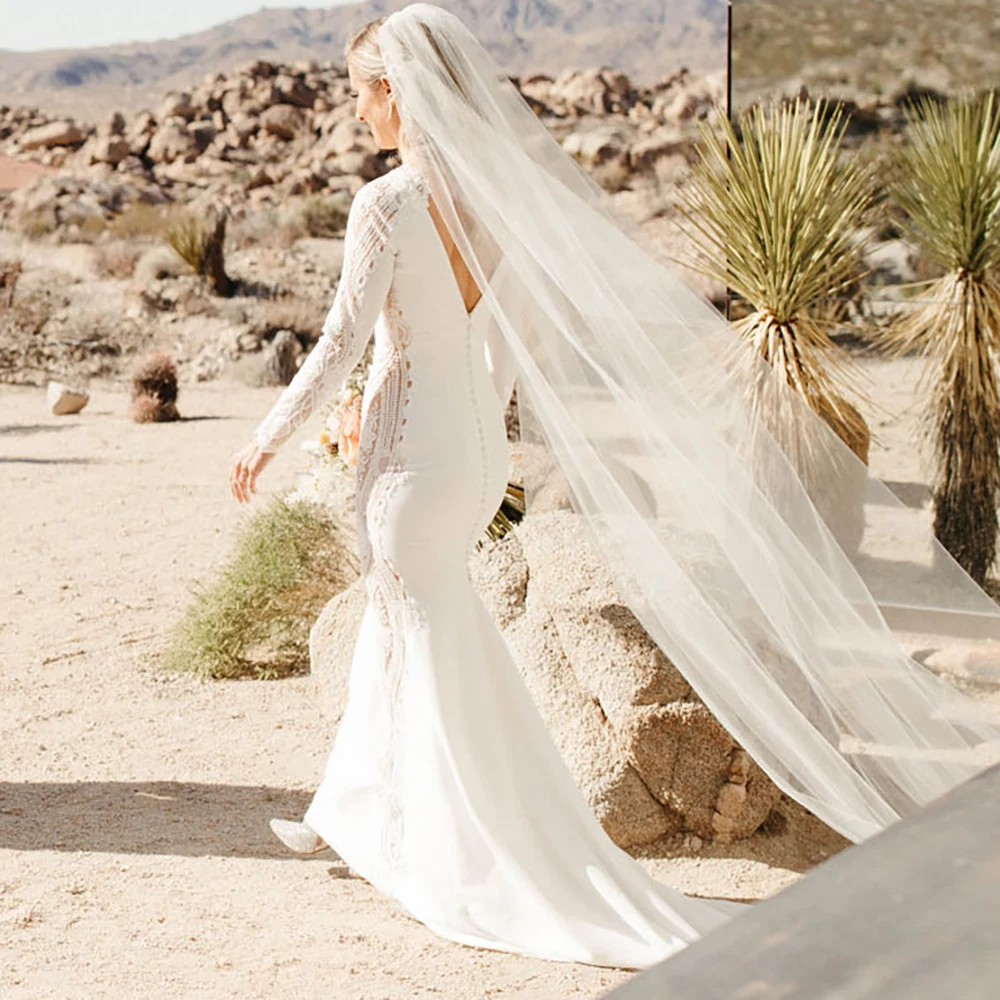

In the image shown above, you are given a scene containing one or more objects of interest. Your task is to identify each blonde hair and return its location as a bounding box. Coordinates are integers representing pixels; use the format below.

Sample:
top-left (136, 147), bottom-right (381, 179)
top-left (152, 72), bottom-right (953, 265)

top-left (346, 14), bottom-right (472, 102)
top-left (346, 18), bottom-right (388, 84)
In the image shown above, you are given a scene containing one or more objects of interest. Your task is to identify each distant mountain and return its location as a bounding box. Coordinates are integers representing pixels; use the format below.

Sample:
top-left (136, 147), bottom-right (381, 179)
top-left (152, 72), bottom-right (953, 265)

top-left (0, 1), bottom-right (728, 120)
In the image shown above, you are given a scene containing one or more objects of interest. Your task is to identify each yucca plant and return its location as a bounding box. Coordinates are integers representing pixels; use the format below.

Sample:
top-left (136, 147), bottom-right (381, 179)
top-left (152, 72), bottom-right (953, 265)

top-left (677, 98), bottom-right (877, 468)
top-left (484, 483), bottom-right (526, 544)
top-left (889, 92), bottom-right (1000, 584)
top-left (166, 207), bottom-right (233, 296)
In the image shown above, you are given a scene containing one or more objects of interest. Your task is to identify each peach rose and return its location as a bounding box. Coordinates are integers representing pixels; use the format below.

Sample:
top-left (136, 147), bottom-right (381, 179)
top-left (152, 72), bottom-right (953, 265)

top-left (337, 394), bottom-right (363, 466)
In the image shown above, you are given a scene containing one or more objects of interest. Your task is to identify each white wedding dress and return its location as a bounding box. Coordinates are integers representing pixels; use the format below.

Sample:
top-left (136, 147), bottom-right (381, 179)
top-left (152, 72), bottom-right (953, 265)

top-left (254, 161), bottom-right (738, 969)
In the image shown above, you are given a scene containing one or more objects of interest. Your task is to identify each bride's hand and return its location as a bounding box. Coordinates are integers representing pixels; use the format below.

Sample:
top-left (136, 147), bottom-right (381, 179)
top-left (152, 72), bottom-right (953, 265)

top-left (229, 441), bottom-right (273, 504)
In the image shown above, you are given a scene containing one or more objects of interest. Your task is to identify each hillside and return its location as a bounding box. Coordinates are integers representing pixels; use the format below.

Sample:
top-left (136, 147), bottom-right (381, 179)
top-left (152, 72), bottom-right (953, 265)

top-left (732, 0), bottom-right (1000, 106)
top-left (0, 0), bottom-right (728, 120)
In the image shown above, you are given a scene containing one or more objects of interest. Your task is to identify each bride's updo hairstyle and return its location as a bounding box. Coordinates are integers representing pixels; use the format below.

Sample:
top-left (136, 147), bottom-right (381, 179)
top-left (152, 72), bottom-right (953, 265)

top-left (345, 17), bottom-right (388, 85)
top-left (346, 13), bottom-right (477, 114)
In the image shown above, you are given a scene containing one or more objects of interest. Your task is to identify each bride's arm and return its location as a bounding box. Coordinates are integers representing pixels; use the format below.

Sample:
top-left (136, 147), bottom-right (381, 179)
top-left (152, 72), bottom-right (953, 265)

top-left (253, 184), bottom-right (396, 455)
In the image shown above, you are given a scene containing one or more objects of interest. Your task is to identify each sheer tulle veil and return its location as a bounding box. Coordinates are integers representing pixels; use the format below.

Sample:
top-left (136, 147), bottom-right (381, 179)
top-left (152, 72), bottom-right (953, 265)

top-left (376, 3), bottom-right (1000, 843)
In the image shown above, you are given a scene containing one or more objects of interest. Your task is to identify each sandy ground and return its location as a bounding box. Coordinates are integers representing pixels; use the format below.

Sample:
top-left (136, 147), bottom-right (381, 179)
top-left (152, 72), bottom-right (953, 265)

top-left (1, 352), bottom-right (997, 998)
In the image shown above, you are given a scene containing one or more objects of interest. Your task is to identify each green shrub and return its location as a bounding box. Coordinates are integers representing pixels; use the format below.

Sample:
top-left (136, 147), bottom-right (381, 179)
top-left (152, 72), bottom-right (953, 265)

top-left (164, 496), bottom-right (358, 679)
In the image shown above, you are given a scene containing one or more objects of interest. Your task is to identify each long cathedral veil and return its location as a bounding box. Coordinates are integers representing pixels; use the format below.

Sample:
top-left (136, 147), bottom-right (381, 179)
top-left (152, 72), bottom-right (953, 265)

top-left (377, 3), bottom-right (1000, 844)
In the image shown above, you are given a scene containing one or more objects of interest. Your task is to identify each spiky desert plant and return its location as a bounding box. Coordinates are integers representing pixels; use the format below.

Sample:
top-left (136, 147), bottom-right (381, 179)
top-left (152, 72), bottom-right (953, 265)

top-left (677, 97), bottom-right (877, 466)
top-left (889, 91), bottom-right (1000, 584)
top-left (484, 483), bottom-right (526, 544)
top-left (130, 350), bottom-right (180, 422)
top-left (166, 207), bottom-right (233, 296)
top-left (165, 496), bottom-right (357, 679)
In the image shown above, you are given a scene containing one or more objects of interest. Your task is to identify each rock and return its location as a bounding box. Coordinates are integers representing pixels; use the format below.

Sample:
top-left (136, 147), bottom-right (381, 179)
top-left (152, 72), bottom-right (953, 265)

top-left (100, 112), bottom-right (126, 137)
top-left (551, 68), bottom-right (635, 116)
top-left (19, 121), bottom-right (87, 151)
top-left (918, 641), bottom-right (1000, 689)
top-left (147, 120), bottom-right (199, 164)
top-left (260, 104), bottom-right (305, 141)
top-left (134, 246), bottom-right (189, 284)
top-left (327, 118), bottom-right (371, 156)
top-left (275, 74), bottom-right (318, 109)
top-left (157, 91), bottom-right (195, 122)
top-left (628, 130), bottom-right (689, 173)
top-left (328, 150), bottom-right (383, 181)
top-left (310, 577), bottom-right (367, 722)
top-left (260, 329), bottom-right (303, 385)
top-left (46, 381), bottom-right (89, 415)
top-left (187, 120), bottom-right (218, 153)
top-left (89, 135), bottom-right (131, 166)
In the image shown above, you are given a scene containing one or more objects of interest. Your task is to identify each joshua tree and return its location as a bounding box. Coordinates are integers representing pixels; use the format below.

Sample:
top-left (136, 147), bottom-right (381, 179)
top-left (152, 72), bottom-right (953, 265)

top-left (678, 97), bottom-right (876, 467)
top-left (890, 92), bottom-right (1000, 584)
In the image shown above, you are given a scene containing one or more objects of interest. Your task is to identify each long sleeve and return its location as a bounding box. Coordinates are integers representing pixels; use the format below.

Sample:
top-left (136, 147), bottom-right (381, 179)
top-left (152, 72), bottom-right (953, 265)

top-left (254, 183), bottom-right (397, 454)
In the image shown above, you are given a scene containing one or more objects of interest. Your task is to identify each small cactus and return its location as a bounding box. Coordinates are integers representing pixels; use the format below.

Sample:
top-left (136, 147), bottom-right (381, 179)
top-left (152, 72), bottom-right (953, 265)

top-left (130, 350), bottom-right (180, 423)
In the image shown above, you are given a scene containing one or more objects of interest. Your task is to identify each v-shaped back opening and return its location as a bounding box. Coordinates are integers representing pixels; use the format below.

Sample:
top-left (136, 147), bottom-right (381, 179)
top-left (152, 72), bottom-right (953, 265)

top-left (409, 167), bottom-right (491, 321)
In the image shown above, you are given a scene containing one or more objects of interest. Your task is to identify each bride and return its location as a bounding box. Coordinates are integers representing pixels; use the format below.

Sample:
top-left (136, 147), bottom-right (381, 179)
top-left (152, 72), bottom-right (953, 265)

top-left (229, 2), bottom-right (1000, 971)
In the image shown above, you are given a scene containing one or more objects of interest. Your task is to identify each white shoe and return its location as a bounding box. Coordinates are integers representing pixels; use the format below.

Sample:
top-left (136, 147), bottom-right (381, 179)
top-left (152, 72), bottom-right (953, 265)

top-left (269, 818), bottom-right (328, 855)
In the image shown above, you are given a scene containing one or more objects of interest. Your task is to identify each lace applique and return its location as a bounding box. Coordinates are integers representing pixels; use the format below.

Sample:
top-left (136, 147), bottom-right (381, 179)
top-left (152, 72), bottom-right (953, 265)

top-left (253, 169), bottom-right (423, 454)
top-left (352, 268), bottom-right (428, 882)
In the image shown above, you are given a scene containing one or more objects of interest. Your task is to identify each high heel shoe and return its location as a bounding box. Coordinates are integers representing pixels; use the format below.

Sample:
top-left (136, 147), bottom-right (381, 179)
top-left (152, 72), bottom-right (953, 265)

top-left (269, 818), bottom-right (329, 855)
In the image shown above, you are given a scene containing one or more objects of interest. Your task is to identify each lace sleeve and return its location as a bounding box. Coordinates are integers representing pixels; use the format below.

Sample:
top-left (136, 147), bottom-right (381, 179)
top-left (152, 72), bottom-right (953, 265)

top-left (254, 183), bottom-right (397, 454)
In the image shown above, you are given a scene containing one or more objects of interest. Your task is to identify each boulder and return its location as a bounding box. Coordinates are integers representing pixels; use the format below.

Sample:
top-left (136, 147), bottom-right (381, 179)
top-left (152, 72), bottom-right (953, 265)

top-left (46, 380), bottom-right (89, 415)
top-left (19, 121), bottom-right (87, 151)
top-left (147, 120), bottom-right (199, 164)
top-left (157, 91), bottom-right (195, 122)
top-left (260, 104), bottom-right (305, 141)
top-left (274, 74), bottom-right (318, 109)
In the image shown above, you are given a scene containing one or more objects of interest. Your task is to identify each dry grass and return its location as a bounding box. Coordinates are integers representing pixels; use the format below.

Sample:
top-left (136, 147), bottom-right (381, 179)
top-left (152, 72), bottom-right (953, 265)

top-left (164, 496), bottom-right (357, 680)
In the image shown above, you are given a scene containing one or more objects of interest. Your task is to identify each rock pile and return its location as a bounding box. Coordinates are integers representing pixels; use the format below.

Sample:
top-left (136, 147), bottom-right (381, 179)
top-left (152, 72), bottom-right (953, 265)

top-left (0, 61), bottom-right (726, 232)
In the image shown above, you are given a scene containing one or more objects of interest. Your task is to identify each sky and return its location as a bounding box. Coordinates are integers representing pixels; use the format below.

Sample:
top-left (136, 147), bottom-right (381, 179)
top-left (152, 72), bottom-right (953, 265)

top-left (1, 1), bottom-right (357, 53)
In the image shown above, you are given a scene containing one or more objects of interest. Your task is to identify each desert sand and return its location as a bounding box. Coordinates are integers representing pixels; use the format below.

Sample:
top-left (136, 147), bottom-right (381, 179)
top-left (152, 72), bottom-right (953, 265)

top-left (2, 347), bottom-right (997, 997)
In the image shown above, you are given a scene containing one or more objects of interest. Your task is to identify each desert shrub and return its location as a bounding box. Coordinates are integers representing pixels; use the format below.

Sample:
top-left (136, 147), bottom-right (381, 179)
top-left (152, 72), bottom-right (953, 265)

top-left (164, 496), bottom-right (358, 679)
top-left (297, 194), bottom-right (350, 238)
top-left (129, 350), bottom-right (180, 422)
top-left (15, 206), bottom-right (59, 240)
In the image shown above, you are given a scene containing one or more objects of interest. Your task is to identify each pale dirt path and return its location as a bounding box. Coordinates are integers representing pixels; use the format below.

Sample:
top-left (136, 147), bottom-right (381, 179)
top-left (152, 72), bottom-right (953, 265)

top-left (0, 379), bottom-right (638, 999)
